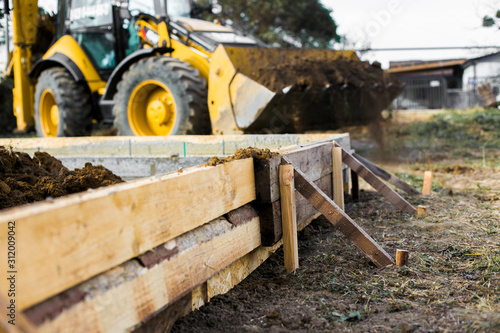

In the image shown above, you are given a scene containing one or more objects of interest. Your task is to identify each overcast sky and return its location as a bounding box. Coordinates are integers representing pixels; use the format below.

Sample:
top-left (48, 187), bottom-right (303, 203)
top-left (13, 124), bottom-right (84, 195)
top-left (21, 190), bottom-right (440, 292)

top-left (322, 0), bottom-right (500, 68)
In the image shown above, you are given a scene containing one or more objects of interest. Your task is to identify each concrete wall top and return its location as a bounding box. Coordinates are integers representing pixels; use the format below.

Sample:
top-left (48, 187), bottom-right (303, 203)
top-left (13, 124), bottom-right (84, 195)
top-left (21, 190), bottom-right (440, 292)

top-left (0, 134), bottom-right (350, 157)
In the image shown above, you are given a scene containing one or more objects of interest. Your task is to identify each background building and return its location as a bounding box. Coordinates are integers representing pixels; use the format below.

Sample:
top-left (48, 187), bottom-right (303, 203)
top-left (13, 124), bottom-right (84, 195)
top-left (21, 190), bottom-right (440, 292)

top-left (388, 52), bottom-right (500, 110)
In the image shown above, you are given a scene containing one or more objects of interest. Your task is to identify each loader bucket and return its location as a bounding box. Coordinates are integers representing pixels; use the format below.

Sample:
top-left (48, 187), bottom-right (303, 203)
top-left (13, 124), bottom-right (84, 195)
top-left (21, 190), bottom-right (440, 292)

top-left (207, 46), bottom-right (402, 134)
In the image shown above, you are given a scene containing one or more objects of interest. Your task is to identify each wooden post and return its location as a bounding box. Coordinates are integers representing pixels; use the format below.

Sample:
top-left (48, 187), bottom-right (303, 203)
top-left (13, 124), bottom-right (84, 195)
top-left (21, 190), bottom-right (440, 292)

top-left (279, 165), bottom-right (299, 272)
top-left (417, 205), bottom-right (428, 215)
top-left (396, 249), bottom-right (409, 267)
top-left (422, 171), bottom-right (433, 195)
top-left (332, 147), bottom-right (344, 210)
top-left (351, 169), bottom-right (360, 202)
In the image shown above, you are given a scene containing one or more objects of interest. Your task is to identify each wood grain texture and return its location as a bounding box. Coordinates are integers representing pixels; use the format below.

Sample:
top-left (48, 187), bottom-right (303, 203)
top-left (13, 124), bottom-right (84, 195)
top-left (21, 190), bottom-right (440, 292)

top-left (336, 145), bottom-right (417, 215)
top-left (134, 211), bottom-right (324, 332)
top-left (279, 165), bottom-right (299, 272)
top-left (36, 217), bottom-right (261, 333)
top-left (422, 171), bottom-right (433, 195)
top-left (255, 142), bottom-right (334, 204)
top-left (0, 158), bottom-right (256, 310)
top-left (257, 174), bottom-right (332, 246)
top-left (39, 208), bottom-right (322, 333)
top-left (290, 163), bottom-right (394, 268)
top-left (396, 249), bottom-right (409, 267)
top-left (352, 153), bottom-right (420, 196)
top-left (332, 147), bottom-right (345, 210)
top-left (131, 293), bottom-right (192, 333)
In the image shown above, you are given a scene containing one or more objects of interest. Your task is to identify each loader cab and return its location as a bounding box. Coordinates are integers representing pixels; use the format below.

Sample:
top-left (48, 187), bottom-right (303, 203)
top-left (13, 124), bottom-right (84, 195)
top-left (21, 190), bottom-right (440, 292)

top-left (59, 0), bottom-right (197, 79)
top-left (61, 0), bottom-right (124, 79)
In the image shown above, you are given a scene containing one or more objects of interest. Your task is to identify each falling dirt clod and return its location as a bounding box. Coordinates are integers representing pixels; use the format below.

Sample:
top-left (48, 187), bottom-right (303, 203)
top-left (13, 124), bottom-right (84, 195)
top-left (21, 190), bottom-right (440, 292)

top-left (224, 47), bottom-right (403, 134)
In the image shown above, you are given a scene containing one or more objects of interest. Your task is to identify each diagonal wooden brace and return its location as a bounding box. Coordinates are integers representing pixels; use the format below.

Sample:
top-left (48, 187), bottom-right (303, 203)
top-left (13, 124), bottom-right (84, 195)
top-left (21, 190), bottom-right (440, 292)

top-left (334, 144), bottom-right (417, 215)
top-left (352, 152), bottom-right (420, 196)
top-left (282, 157), bottom-right (394, 268)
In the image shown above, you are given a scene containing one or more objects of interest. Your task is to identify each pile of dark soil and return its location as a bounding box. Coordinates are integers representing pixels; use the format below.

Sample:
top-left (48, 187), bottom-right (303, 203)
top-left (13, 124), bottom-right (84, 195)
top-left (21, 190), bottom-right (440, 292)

top-left (207, 147), bottom-right (278, 166)
top-left (0, 147), bottom-right (123, 210)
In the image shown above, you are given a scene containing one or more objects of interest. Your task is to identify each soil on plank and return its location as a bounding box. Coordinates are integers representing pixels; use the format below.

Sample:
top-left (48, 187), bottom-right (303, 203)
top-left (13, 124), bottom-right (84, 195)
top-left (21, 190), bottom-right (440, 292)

top-left (207, 147), bottom-right (278, 166)
top-left (0, 147), bottom-right (123, 210)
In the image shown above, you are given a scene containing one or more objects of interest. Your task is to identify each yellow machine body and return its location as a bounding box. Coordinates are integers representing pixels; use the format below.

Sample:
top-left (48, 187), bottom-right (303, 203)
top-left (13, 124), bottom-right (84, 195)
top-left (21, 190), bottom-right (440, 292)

top-left (7, 1), bottom-right (399, 137)
top-left (43, 36), bottom-right (108, 93)
top-left (10, 0), bottom-right (39, 131)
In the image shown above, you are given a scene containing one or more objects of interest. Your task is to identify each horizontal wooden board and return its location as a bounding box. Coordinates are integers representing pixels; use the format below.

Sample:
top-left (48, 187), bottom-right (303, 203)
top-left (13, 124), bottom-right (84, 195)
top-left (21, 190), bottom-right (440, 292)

top-left (36, 217), bottom-right (262, 333)
top-left (133, 212), bottom-right (322, 332)
top-left (0, 158), bottom-right (256, 310)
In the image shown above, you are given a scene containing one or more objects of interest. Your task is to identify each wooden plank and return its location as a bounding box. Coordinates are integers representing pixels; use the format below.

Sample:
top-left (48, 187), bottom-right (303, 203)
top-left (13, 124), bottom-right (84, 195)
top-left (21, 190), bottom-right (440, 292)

top-left (131, 293), bottom-right (192, 333)
top-left (258, 174), bottom-right (332, 246)
top-left (35, 217), bottom-right (261, 333)
top-left (335, 145), bottom-right (417, 215)
top-left (422, 171), bottom-right (433, 195)
top-left (254, 142), bottom-right (334, 204)
top-left (351, 170), bottom-right (360, 201)
top-left (203, 210), bottom-right (317, 303)
top-left (37, 206), bottom-right (322, 333)
top-left (289, 162), bottom-right (394, 268)
top-left (136, 210), bottom-right (321, 332)
top-left (279, 165), bottom-right (299, 272)
top-left (352, 153), bottom-right (420, 196)
top-left (0, 158), bottom-right (256, 311)
top-left (254, 139), bottom-right (350, 245)
top-left (332, 147), bottom-right (345, 210)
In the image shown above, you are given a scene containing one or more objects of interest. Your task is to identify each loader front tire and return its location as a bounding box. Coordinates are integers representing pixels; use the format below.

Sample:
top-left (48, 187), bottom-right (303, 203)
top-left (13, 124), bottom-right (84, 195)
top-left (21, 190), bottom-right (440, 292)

top-left (112, 56), bottom-right (211, 136)
top-left (34, 67), bottom-right (92, 137)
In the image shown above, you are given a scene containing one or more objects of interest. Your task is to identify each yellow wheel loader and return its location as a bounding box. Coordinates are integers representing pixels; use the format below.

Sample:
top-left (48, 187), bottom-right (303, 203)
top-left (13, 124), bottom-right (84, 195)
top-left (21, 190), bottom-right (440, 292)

top-left (5, 0), bottom-right (401, 137)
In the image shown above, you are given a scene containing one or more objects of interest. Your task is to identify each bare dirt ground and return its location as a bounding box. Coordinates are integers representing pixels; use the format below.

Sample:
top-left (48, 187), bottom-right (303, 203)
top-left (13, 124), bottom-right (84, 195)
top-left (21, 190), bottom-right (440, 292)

top-left (172, 108), bottom-right (500, 332)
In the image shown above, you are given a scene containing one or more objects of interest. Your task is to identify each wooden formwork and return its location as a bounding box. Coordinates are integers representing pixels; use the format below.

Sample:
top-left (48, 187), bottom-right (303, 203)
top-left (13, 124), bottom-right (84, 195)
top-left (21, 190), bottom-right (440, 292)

top-left (0, 134), bottom-right (418, 332)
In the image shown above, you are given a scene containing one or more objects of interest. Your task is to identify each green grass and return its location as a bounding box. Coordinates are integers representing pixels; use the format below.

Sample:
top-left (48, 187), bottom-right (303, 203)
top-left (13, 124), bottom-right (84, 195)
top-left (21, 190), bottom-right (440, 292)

top-left (405, 108), bottom-right (500, 149)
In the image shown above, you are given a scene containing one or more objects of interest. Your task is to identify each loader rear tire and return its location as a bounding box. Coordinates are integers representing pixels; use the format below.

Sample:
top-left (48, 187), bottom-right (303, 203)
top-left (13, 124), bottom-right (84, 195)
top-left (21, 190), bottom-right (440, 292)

top-left (34, 67), bottom-right (92, 137)
top-left (112, 56), bottom-right (211, 136)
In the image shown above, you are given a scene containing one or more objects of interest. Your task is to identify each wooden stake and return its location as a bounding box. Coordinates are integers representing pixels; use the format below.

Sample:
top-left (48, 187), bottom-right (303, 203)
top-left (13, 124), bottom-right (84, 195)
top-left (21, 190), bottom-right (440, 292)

top-left (422, 171), bottom-right (433, 195)
top-left (396, 249), bottom-right (409, 267)
top-left (332, 147), bottom-right (344, 210)
top-left (417, 205), bottom-right (428, 215)
top-left (279, 165), bottom-right (299, 272)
